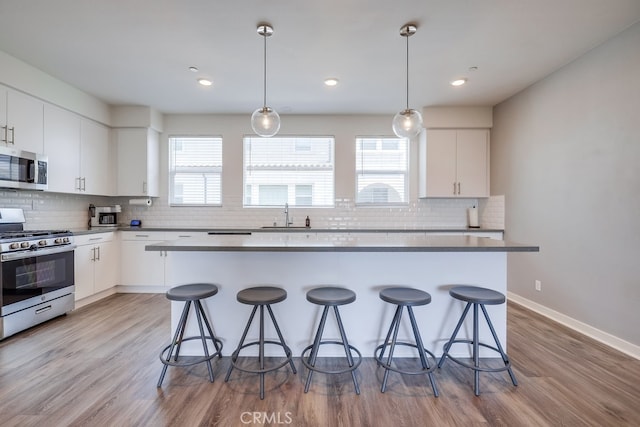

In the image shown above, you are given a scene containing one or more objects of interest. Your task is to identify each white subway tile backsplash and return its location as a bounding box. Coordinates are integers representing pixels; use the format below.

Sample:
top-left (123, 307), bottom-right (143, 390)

top-left (0, 190), bottom-right (504, 230)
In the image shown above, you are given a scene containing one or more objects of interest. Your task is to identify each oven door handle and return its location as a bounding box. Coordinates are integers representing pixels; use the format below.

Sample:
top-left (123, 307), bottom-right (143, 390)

top-left (1, 244), bottom-right (77, 262)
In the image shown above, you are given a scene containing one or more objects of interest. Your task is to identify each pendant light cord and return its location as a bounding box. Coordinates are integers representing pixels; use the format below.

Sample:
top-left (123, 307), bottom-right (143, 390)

top-left (405, 32), bottom-right (409, 111)
top-left (263, 30), bottom-right (267, 109)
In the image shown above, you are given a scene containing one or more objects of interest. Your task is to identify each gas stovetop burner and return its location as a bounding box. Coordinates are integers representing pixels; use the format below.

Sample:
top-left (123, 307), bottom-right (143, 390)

top-left (0, 230), bottom-right (72, 240)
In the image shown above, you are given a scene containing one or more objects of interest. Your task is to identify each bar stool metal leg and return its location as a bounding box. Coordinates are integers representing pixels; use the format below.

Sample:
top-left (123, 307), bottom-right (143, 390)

top-left (334, 305), bottom-right (360, 395)
top-left (304, 306), bottom-right (330, 392)
top-left (407, 306), bottom-right (439, 397)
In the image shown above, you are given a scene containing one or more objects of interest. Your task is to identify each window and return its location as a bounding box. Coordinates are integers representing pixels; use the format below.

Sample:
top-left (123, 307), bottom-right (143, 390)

top-left (355, 137), bottom-right (408, 204)
top-left (244, 136), bottom-right (335, 207)
top-left (169, 136), bottom-right (222, 206)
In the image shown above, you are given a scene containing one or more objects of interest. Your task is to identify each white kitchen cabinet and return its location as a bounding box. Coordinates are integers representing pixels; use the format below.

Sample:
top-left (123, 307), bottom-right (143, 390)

top-left (44, 105), bottom-right (113, 195)
top-left (119, 231), bottom-right (208, 290)
top-left (81, 119), bottom-right (113, 195)
top-left (115, 128), bottom-right (159, 197)
top-left (74, 232), bottom-right (118, 301)
top-left (0, 85), bottom-right (44, 153)
top-left (119, 231), bottom-right (166, 288)
top-left (419, 129), bottom-right (489, 198)
top-left (43, 104), bottom-right (81, 193)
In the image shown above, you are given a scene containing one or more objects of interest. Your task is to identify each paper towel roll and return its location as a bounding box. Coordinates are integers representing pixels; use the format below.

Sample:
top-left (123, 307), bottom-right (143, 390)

top-left (129, 198), bottom-right (152, 206)
top-left (468, 207), bottom-right (479, 228)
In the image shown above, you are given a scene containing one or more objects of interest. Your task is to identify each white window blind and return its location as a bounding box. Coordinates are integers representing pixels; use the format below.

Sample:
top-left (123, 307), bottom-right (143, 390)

top-left (169, 136), bottom-right (222, 206)
top-left (355, 137), bottom-right (408, 204)
top-left (243, 136), bottom-right (335, 207)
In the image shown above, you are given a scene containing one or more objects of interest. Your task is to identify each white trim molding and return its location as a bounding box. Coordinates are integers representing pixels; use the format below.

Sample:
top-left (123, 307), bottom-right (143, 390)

top-left (508, 292), bottom-right (640, 360)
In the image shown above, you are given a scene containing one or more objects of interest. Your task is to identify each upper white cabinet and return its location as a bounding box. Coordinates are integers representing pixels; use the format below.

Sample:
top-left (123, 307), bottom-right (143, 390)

top-left (43, 104), bottom-right (113, 195)
top-left (43, 104), bottom-right (80, 193)
top-left (0, 85), bottom-right (44, 153)
top-left (419, 129), bottom-right (489, 198)
top-left (81, 119), bottom-right (113, 195)
top-left (115, 128), bottom-right (159, 197)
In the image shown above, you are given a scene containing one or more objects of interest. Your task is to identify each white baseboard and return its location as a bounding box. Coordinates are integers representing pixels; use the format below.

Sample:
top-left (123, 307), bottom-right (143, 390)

top-left (508, 292), bottom-right (640, 360)
top-left (115, 285), bottom-right (166, 294)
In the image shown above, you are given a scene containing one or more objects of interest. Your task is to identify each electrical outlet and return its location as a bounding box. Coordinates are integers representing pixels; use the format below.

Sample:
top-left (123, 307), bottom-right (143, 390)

top-left (535, 280), bottom-right (542, 291)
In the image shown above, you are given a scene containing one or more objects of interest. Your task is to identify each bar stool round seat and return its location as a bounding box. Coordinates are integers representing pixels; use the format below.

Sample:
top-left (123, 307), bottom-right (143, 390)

top-left (438, 285), bottom-right (517, 396)
top-left (157, 283), bottom-right (223, 387)
top-left (224, 286), bottom-right (296, 399)
top-left (374, 287), bottom-right (439, 396)
top-left (301, 287), bottom-right (362, 394)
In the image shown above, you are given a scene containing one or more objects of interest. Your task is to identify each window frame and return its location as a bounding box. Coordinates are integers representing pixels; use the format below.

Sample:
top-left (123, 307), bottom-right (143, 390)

top-left (355, 136), bottom-right (410, 206)
top-left (168, 135), bottom-right (223, 207)
top-left (243, 135), bottom-right (335, 208)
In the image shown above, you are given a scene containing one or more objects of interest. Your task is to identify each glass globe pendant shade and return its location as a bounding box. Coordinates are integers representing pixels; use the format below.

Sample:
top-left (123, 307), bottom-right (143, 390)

top-left (251, 106), bottom-right (281, 137)
top-left (392, 108), bottom-right (423, 138)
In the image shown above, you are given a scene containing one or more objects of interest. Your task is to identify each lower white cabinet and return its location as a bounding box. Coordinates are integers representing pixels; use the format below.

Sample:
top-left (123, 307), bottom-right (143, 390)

top-left (74, 232), bottom-right (118, 301)
top-left (119, 231), bottom-right (207, 289)
top-left (120, 232), bottom-right (166, 288)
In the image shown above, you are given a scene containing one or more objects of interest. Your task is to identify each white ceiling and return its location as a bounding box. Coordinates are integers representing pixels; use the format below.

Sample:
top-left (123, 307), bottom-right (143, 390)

top-left (0, 0), bottom-right (638, 115)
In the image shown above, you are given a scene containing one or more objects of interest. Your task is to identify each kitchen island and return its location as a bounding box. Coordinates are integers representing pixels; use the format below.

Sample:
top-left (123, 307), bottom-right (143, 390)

top-left (146, 233), bottom-right (538, 357)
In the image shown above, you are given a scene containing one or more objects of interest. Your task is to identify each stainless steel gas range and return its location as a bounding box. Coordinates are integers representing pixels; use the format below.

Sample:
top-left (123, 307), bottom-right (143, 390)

top-left (0, 208), bottom-right (75, 340)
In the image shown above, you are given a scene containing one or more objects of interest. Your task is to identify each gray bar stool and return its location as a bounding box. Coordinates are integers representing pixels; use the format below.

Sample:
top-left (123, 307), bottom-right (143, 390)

top-left (301, 286), bottom-right (362, 394)
top-left (438, 285), bottom-right (517, 395)
top-left (374, 287), bottom-right (439, 396)
top-left (224, 286), bottom-right (296, 399)
top-left (157, 283), bottom-right (223, 387)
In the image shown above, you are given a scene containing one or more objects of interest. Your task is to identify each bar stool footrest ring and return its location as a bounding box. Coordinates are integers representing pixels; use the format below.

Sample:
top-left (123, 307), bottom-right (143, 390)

top-left (301, 340), bottom-right (362, 375)
top-left (441, 339), bottom-right (512, 373)
top-left (229, 340), bottom-right (294, 374)
top-left (159, 336), bottom-right (223, 368)
top-left (374, 342), bottom-right (438, 375)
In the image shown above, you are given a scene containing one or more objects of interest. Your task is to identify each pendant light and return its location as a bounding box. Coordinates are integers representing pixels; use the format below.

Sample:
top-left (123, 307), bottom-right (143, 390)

top-left (392, 24), bottom-right (423, 139)
top-left (251, 24), bottom-right (280, 137)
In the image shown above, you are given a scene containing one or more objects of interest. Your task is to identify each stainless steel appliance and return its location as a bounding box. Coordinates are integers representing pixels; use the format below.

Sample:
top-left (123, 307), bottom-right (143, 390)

top-left (0, 208), bottom-right (75, 340)
top-left (0, 146), bottom-right (48, 190)
top-left (89, 204), bottom-right (121, 227)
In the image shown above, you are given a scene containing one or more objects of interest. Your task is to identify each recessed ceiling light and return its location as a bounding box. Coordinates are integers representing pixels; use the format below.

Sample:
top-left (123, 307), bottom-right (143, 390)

top-left (324, 78), bottom-right (339, 87)
top-left (189, 66), bottom-right (199, 72)
top-left (450, 78), bottom-right (467, 87)
top-left (198, 78), bottom-right (213, 86)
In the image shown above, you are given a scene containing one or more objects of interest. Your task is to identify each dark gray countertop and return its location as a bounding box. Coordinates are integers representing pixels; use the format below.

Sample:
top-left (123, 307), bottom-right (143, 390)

top-left (113, 226), bottom-right (504, 234)
top-left (145, 234), bottom-right (536, 253)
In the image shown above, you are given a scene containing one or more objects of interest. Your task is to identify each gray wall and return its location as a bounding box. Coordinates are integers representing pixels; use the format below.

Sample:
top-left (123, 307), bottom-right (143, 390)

top-left (492, 22), bottom-right (640, 346)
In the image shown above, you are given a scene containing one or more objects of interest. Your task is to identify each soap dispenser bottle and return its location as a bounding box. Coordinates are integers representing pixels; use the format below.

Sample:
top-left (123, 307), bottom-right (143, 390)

top-left (305, 216), bottom-right (310, 228)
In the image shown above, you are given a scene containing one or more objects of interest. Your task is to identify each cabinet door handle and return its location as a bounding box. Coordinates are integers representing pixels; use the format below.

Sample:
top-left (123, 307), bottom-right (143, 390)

top-left (81, 177), bottom-right (86, 191)
top-left (457, 182), bottom-right (461, 195)
top-left (142, 181), bottom-right (147, 194)
top-left (95, 246), bottom-right (101, 261)
top-left (90, 247), bottom-right (96, 261)
top-left (8, 127), bottom-right (15, 144)
top-left (453, 182), bottom-right (456, 195)
top-left (1, 126), bottom-right (6, 143)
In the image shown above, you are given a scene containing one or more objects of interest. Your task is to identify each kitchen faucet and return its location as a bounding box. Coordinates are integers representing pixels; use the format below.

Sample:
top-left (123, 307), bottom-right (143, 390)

top-left (284, 203), bottom-right (293, 227)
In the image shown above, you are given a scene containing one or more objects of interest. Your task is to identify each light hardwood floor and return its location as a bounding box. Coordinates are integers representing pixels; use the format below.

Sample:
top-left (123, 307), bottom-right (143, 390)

top-left (0, 293), bottom-right (638, 426)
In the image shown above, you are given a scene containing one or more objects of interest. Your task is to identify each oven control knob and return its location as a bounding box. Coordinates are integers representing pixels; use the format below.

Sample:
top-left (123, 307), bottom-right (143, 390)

top-left (39, 240), bottom-right (47, 246)
top-left (54, 238), bottom-right (62, 244)
top-left (63, 237), bottom-right (70, 243)
top-left (9, 242), bottom-right (20, 250)
top-left (20, 241), bottom-right (30, 248)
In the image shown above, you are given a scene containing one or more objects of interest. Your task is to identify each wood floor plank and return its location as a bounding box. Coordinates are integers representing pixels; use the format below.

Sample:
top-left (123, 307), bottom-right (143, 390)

top-left (0, 294), bottom-right (639, 426)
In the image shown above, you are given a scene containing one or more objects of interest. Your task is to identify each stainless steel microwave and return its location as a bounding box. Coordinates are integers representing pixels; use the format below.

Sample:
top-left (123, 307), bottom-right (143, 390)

top-left (0, 146), bottom-right (47, 191)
